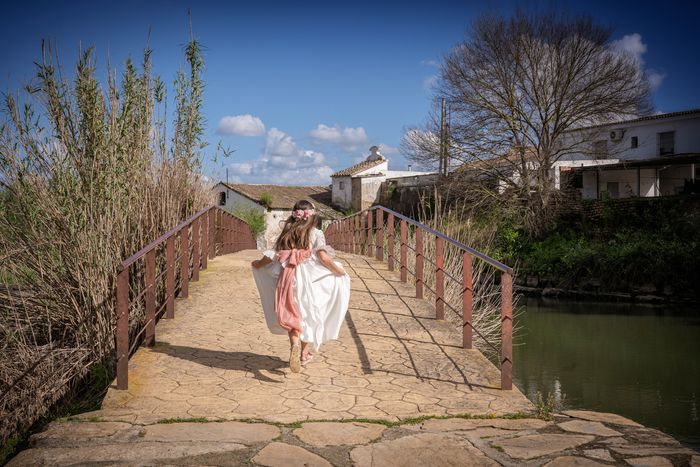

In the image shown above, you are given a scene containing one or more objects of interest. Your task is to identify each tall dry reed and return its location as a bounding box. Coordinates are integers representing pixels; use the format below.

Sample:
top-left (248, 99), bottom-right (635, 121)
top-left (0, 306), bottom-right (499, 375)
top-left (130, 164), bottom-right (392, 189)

top-left (0, 39), bottom-right (212, 447)
top-left (379, 195), bottom-right (519, 359)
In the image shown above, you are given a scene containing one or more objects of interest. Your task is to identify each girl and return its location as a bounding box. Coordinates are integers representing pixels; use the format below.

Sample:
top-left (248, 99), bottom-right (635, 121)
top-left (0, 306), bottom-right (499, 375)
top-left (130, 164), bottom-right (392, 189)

top-left (251, 200), bottom-right (350, 373)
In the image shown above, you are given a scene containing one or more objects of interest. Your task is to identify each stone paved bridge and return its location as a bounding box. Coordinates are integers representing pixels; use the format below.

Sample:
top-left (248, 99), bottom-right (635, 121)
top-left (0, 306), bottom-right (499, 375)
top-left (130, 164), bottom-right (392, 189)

top-left (10, 250), bottom-right (698, 466)
top-left (102, 250), bottom-right (532, 423)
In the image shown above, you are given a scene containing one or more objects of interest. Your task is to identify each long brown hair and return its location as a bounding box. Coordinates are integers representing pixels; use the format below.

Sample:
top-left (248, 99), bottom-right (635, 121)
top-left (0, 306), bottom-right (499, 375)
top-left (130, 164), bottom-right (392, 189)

top-left (274, 200), bottom-right (319, 250)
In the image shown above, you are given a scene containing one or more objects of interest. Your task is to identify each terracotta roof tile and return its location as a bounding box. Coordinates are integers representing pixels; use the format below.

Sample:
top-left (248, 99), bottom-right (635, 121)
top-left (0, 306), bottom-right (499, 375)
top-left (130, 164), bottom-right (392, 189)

top-left (331, 158), bottom-right (386, 177)
top-left (219, 183), bottom-right (341, 218)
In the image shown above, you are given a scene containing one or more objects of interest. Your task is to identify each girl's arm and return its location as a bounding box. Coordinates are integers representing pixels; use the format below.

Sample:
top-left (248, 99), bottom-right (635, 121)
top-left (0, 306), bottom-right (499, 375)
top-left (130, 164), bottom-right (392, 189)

top-left (251, 255), bottom-right (272, 269)
top-left (317, 250), bottom-right (347, 276)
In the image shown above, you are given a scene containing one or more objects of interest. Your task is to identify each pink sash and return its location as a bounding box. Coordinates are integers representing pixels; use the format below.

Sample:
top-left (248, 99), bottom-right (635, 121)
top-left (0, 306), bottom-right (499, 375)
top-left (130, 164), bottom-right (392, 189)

top-left (275, 248), bottom-right (312, 332)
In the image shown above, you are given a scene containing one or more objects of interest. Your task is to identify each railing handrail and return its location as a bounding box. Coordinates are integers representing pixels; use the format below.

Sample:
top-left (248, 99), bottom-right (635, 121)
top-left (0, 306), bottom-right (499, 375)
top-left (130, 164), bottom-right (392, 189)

top-left (331, 205), bottom-right (513, 274)
top-left (115, 205), bottom-right (256, 390)
top-left (120, 205), bottom-right (249, 270)
top-left (325, 205), bottom-right (513, 390)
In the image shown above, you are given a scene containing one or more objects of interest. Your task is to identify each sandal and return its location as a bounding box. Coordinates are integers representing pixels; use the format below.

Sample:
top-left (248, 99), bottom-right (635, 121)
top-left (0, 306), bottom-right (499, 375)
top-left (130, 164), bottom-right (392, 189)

top-left (301, 353), bottom-right (314, 366)
top-left (289, 343), bottom-right (301, 373)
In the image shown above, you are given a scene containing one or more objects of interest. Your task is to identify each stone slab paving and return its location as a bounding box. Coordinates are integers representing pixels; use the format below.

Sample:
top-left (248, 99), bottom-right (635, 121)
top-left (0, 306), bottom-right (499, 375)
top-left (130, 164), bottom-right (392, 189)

top-left (9, 250), bottom-right (699, 465)
top-left (97, 249), bottom-right (532, 424)
top-left (10, 412), bottom-right (697, 465)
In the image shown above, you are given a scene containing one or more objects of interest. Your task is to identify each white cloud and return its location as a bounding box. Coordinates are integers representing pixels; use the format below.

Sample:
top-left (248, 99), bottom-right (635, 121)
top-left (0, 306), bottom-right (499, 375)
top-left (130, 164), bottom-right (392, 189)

top-left (227, 128), bottom-right (334, 185)
top-left (612, 33), bottom-right (647, 63)
top-left (646, 70), bottom-right (667, 91)
top-left (379, 144), bottom-right (399, 155)
top-left (423, 74), bottom-right (438, 91)
top-left (216, 114), bottom-right (266, 136)
top-left (309, 124), bottom-right (368, 151)
top-left (229, 162), bottom-right (253, 175)
top-left (611, 33), bottom-right (666, 91)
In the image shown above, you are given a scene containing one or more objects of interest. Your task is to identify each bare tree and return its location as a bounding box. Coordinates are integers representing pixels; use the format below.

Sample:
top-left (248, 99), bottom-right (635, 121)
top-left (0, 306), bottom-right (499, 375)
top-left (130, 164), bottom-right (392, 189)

top-left (406, 10), bottom-right (652, 233)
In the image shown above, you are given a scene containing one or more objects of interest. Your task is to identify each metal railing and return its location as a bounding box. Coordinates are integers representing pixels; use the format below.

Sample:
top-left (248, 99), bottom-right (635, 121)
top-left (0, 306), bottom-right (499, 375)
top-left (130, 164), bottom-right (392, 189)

top-left (115, 205), bottom-right (256, 389)
top-left (325, 205), bottom-right (514, 390)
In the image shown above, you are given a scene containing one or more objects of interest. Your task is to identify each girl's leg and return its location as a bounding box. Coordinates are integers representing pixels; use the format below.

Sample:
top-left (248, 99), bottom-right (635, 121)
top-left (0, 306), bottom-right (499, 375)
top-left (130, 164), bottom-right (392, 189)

top-left (301, 341), bottom-right (315, 365)
top-left (288, 330), bottom-right (301, 373)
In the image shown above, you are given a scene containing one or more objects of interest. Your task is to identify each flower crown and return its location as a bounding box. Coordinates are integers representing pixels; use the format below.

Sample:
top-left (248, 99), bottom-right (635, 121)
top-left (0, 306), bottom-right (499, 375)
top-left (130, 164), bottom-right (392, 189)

top-left (292, 208), bottom-right (315, 220)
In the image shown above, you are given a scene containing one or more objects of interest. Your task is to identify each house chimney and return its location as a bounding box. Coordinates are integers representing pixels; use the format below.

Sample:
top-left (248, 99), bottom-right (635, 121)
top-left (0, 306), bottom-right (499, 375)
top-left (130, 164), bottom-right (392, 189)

top-left (408, 164), bottom-right (412, 171)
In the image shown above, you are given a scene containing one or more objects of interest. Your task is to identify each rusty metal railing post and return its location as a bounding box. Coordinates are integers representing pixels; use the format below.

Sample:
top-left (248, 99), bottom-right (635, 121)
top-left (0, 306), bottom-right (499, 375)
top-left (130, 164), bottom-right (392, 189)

top-left (376, 209), bottom-right (384, 261)
top-left (415, 227), bottom-right (424, 299)
top-left (209, 209), bottom-right (216, 259)
top-left (435, 236), bottom-right (444, 320)
top-left (367, 210), bottom-right (374, 257)
top-left (214, 210), bottom-right (220, 255)
top-left (116, 267), bottom-right (129, 390)
top-left (359, 215), bottom-right (366, 255)
top-left (501, 271), bottom-right (513, 390)
top-left (400, 220), bottom-right (407, 282)
top-left (145, 249), bottom-right (156, 346)
top-left (342, 219), bottom-right (348, 253)
top-left (180, 226), bottom-right (190, 298)
top-left (352, 216), bottom-right (358, 254)
top-left (192, 217), bottom-right (200, 281)
top-left (165, 235), bottom-right (175, 319)
top-left (387, 213), bottom-right (395, 270)
top-left (235, 217), bottom-right (241, 252)
top-left (462, 253), bottom-right (473, 349)
top-left (201, 213), bottom-right (208, 270)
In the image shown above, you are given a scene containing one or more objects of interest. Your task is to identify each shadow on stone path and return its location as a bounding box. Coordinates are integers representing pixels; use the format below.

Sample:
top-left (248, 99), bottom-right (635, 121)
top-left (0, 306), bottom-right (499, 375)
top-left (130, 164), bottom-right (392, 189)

top-left (96, 249), bottom-right (532, 424)
top-left (9, 251), bottom-right (698, 466)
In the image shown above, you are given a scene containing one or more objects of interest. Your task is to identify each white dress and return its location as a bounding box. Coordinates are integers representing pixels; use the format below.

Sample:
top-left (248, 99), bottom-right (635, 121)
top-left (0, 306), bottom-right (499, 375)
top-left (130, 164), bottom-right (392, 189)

top-left (251, 228), bottom-right (351, 350)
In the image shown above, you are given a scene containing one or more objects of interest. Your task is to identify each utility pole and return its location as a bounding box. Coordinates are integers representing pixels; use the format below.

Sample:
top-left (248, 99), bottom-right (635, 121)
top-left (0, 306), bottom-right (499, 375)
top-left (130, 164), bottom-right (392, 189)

top-left (439, 97), bottom-right (448, 176)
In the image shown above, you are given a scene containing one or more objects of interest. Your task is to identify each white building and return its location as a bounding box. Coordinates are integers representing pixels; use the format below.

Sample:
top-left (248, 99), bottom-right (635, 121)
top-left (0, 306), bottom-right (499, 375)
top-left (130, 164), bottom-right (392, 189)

top-left (331, 146), bottom-right (434, 211)
top-left (554, 109), bottom-right (700, 199)
top-left (212, 182), bottom-right (340, 248)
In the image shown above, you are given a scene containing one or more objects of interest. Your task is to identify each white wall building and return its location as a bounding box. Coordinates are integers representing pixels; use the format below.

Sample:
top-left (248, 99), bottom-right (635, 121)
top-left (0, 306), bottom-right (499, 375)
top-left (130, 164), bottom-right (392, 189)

top-left (553, 109), bottom-right (700, 199)
top-left (212, 182), bottom-right (340, 249)
top-left (331, 146), bottom-right (435, 211)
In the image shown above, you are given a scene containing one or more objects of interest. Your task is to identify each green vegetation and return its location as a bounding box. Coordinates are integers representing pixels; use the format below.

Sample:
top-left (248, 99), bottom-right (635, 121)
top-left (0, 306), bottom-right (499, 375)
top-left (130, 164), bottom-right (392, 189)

top-left (534, 392), bottom-right (557, 421)
top-left (0, 33), bottom-right (213, 449)
top-left (259, 192), bottom-right (273, 209)
top-left (232, 206), bottom-right (266, 238)
top-left (0, 435), bottom-right (29, 465)
top-left (493, 197), bottom-right (700, 296)
top-left (157, 417), bottom-right (210, 424)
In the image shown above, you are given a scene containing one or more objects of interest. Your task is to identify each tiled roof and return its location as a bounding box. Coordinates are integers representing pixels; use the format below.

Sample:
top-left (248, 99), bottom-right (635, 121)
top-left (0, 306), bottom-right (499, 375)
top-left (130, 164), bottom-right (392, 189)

top-left (568, 108), bottom-right (700, 132)
top-left (218, 183), bottom-right (341, 218)
top-left (331, 158), bottom-right (386, 177)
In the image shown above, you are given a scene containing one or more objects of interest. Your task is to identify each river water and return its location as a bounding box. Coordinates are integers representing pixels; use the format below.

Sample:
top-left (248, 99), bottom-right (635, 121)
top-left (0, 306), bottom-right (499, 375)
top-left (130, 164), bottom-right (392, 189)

top-left (512, 297), bottom-right (700, 448)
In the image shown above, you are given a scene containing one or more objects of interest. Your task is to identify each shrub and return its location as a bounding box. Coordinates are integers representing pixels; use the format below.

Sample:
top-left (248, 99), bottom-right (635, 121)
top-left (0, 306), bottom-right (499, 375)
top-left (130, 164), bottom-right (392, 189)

top-left (259, 192), bottom-right (273, 209)
top-left (232, 207), bottom-right (266, 238)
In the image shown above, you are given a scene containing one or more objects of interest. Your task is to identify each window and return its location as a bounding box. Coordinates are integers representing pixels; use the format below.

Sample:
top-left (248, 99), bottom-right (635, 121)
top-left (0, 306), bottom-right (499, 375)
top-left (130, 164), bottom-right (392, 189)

top-left (593, 140), bottom-right (608, 159)
top-left (606, 182), bottom-right (619, 199)
top-left (339, 181), bottom-right (345, 190)
top-left (218, 191), bottom-right (226, 206)
top-left (631, 136), bottom-right (638, 149)
top-left (658, 131), bottom-right (675, 156)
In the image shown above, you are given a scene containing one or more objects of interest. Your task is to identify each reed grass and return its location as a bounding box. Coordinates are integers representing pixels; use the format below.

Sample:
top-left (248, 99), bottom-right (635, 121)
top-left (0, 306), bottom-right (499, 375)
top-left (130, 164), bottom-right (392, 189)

top-left (0, 38), bottom-right (212, 447)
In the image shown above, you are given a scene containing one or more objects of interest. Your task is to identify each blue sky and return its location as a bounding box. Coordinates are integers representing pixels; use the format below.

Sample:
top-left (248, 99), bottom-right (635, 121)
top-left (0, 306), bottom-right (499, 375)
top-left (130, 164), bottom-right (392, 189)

top-left (2, 0), bottom-right (700, 185)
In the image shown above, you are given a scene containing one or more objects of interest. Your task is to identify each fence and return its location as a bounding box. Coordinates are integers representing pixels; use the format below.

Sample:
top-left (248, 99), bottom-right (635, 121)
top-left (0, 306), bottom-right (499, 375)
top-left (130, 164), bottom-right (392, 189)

top-left (115, 205), bottom-right (255, 389)
top-left (325, 205), bottom-right (514, 390)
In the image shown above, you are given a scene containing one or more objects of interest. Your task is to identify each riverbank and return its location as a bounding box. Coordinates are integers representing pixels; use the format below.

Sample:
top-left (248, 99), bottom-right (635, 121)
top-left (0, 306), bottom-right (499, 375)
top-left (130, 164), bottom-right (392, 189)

top-left (497, 196), bottom-right (700, 304)
top-left (515, 285), bottom-right (699, 304)
top-left (8, 410), bottom-right (698, 465)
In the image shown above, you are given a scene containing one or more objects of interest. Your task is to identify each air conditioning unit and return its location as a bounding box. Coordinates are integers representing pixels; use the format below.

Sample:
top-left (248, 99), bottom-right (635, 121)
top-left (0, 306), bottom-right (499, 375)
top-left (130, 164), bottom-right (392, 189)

top-left (609, 129), bottom-right (624, 142)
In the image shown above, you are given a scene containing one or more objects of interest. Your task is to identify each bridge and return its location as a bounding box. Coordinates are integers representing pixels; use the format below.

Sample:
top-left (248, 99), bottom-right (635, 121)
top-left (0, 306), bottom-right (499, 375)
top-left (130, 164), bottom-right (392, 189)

top-left (108, 204), bottom-right (530, 422)
top-left (10, 206), bottom-right (694, 466)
